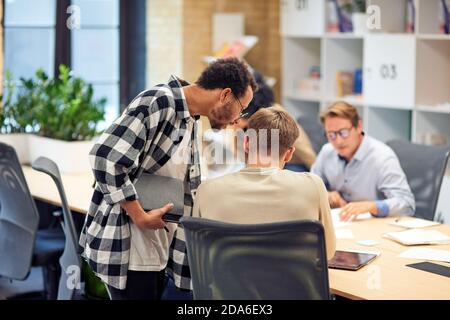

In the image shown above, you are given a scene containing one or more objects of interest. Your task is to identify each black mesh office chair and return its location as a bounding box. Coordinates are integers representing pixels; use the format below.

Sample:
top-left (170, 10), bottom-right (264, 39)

top-left (181, 217), bottom-right (331, 300)
top-left (387, 140), bottom-right (450, 221)
top-left (32, 157), bottom-right (81, 300)
top-left (0, 142), bottom-right (64, 299)
top-left (297, 116), bottom-right (328, 154)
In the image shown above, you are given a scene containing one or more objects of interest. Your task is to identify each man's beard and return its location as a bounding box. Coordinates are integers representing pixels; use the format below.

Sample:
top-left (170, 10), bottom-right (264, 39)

top-left (209, 102), bottom-right (235, 130)
top-left (209, 119), bottom-right (227, 130)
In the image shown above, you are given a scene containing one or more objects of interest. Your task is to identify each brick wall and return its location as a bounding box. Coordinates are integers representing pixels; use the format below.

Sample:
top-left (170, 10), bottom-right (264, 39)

top-left (182, 0), bottom-right (214, 84)
top-left (146, 0), bottom-right (183, 86)
top-left (183, 0), bottom-right (281, 99)
top-left (266, 0), bottom-right (281, 100)
top-left (146, 0), bottom-right (280, 99)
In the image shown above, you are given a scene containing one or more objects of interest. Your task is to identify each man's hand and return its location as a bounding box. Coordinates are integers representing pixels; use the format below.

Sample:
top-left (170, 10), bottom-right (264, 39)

top-left (121, 200), bottom-right (173, 230)
top-left (328, 191), bottom-right (348, 208)
top-left (339, 201), bottom-right (377, 221)
top-left (136, 203), bottom-right (174, 229)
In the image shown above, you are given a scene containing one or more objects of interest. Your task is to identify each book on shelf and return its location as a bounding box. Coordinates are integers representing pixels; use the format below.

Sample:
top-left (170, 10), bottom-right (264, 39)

top-left (353, 68), bottom-right (363, 95)
top-left (439, 0), bottom-right (450, 34)
top-left (418, 132), bottom-right (448, 146)
top-left (213, 35), bottom-right (258, 59)
top-left (406, 0), bottom-right (415, 33)
top-left (203, 36), bottom-right (258, 64)
top-left (326, 0), bottom-right (354, 33)
top-left (297, 66), bottom-right (321, 97)
top-left (336, 71), bottom-right (353, 97)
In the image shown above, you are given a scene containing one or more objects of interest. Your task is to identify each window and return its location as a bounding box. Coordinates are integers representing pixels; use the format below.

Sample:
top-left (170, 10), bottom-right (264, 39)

top-left (4, 0), bottom-right (56, 80)
top-left (3, 0), bottom-right (122, 128)
top-left (3, 0), bottom-right (146, 128)
top-left (71, 0), bottom-right (120, 127)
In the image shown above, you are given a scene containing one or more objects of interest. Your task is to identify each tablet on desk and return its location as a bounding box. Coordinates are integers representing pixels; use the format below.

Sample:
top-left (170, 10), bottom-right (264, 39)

top-left (328, 250), bottom-right (380, 271)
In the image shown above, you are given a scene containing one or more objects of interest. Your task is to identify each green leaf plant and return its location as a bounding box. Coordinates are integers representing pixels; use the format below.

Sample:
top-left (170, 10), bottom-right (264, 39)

top-left (1, 65), bottom-right (106, 141)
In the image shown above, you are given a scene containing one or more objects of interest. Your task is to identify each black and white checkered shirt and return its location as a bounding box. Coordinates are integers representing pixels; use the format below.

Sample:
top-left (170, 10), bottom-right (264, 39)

top-left (79, 75), bottom-right (200, 290)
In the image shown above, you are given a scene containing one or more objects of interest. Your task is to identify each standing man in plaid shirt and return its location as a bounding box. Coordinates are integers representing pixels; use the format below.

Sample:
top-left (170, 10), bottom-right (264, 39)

top-left (79, 58), bottom-right (257, 300)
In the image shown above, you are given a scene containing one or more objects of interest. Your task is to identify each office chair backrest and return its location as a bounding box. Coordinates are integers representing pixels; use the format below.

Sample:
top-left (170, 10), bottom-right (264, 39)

top-left (387, 140), bottom-right (450, 221)
top-left (297, 116), bottom-right (328, 154)
top-left (0, 142), bottom-right (40, 280)
top-left (181, 217), bottom-right (330, 300)
top-left (32, 157), bottom-right (81, 300)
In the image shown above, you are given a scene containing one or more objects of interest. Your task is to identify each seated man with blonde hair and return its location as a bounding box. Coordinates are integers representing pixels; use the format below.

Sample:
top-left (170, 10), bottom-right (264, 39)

top-left (311, 101), bottom-right (415, 221)
top-left (193, 107), bottom-right (335, 259)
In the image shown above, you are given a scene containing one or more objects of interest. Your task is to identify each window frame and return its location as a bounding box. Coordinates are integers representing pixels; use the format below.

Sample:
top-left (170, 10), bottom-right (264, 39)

top-left (2, 0), bottom-right (147, 116)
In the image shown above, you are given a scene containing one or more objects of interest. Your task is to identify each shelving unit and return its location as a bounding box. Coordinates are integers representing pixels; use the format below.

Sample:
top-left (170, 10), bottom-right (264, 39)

top-left (323, 37), bottom-right (363, 102)
top-left (280, 0), bottom-right (450, 145)
top-left (282, 35), bottom-right (322, 117)
top-left (368, 107), bottom-right (412, 142)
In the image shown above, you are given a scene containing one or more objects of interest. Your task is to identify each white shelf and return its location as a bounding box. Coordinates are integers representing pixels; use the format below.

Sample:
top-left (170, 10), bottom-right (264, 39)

top-left (417, 34), bottom-right (450, 40)
top-left (325, 33), bottom-right (364, 39)
top-left (416, 39), bottom-right (450, 106)
top-left (416, 105), bottom-right (450, 114)
top-left (283, 99), bottom-right (321, 119)
top-left (285, 92), bottom-right (365, 106)
top-left (280, 0), bottom-right (325, 37)
top-left (324, 95), bottom-right (364, 106)
top-left (368, 104), bottom-right (414, 111)
top-left (285, 91), bottom-right (322, 103)
top-left (283, 34), bottom-right (322, 39)
top-left (367, 107), bottom-right (412, 143)
top-left (416, 0), bottom-right (448, 36)
top-left (281, 0), bottom-right (450, 143)
top-left (366, 32), bottom-right (416, 37)
top-left (364, 34), bottom-right (416, 107)
top-left (414, 111), bottom-right (450, 145)
top-left (282, 37), bottom-right (321, 103)
top-left (323, 37), bottom-right (363, 100)
top-left (367, 0), bottom-right (409, 34)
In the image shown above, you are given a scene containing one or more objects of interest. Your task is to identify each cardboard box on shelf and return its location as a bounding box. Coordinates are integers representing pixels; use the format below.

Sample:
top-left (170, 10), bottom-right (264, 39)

top-left (336, 71), bottom-right (353, 97)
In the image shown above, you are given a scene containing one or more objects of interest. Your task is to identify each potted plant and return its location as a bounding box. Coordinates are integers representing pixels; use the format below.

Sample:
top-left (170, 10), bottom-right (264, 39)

top-left (28, 65), bottom-right (106, 173)
top-left (1, 65), bottom-right (106, 173)
top-left (352, 0), bottom-right (368, 35)
top-left (0, 70), bottom-right (32, 163)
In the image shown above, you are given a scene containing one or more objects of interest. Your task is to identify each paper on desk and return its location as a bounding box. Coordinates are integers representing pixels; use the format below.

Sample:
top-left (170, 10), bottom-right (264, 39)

top-left (331, 208), bottom-right (372, 229)
top-left (389, 218), bottom-right (440, 229)
top-left (335, 229), bottom-right (354, 239)
top-left (399, 247), bottom-right (450, 263)
top-left (383, 229), bottom-right (450, 245)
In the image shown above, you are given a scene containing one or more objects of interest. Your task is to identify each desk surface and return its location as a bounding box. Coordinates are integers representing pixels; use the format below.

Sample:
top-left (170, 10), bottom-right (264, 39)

top-left (23, 165), bottom-right (450, 299)
top-left (330, 216), bottom-right (450, 300)
top-left (23, 166), bottom-right (92, 214)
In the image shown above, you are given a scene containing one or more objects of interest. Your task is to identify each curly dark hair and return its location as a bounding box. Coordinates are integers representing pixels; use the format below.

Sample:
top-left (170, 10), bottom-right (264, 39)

top-left (196, 57), bottom-right (258, 98)
top-left (241, 70), bottom-right (275, 119)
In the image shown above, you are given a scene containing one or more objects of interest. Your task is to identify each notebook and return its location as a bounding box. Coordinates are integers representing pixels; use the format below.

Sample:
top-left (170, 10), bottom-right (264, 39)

top-left (134, 173), bottom-right (184, 223)
top-left (383, 229), bottom-right (450, 246)
top-left (389, 218), bottom-right (440, 229)
top-left (399, 247), bottom-right (450, 263)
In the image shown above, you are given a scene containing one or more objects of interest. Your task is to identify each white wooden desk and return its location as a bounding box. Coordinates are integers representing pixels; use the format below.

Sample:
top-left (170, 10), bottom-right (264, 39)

top-left (330, 216), bottom-right (450, 299)
top-left (22, 165), bottom-right (450, 299)
top-left (22, 165), bottom-right (92, 214)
